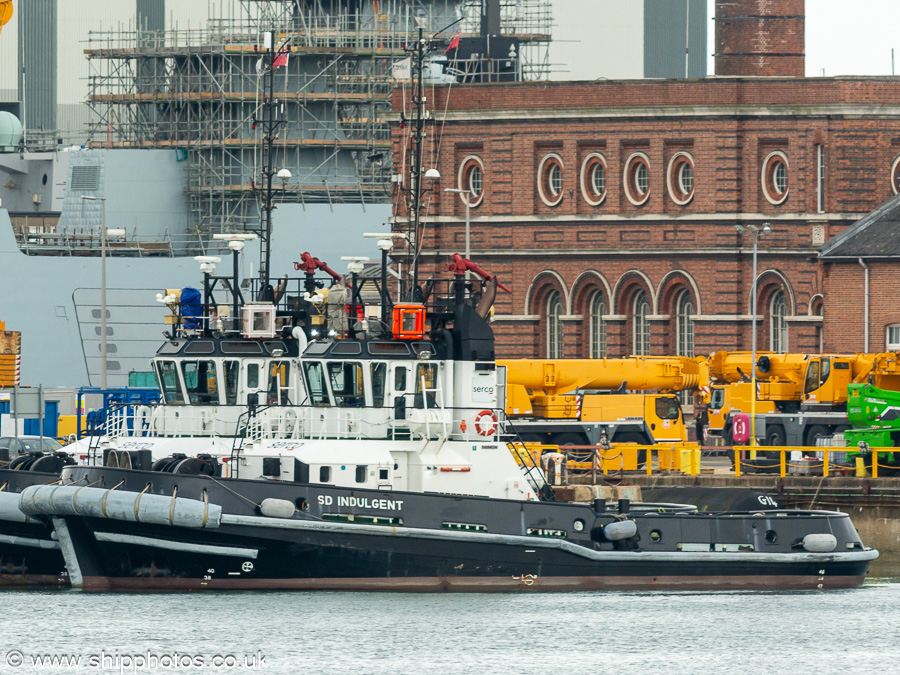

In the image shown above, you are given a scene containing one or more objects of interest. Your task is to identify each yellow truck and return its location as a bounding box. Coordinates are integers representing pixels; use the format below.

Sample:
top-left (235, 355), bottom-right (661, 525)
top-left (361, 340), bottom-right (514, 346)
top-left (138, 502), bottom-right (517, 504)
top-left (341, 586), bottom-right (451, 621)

top-left (706, 351), bottom-right (900, 446)
top-left (499, 356), bottom-right (706, 447)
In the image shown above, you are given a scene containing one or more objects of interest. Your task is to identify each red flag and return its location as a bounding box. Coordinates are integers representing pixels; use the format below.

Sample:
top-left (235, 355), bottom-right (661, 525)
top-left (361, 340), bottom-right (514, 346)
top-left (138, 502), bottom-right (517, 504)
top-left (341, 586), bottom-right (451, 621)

top-left (444, 31), bottom-right (460, 54)
top-left (273, 51), bottom-right (289, 68)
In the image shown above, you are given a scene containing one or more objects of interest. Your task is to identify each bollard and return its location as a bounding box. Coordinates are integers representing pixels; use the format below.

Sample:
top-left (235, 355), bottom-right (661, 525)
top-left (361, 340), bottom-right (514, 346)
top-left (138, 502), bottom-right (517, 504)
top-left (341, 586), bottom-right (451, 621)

top-left (734, 448), bottom-right (741, 477)
top-left (855, 457), bottom-right (866, 478)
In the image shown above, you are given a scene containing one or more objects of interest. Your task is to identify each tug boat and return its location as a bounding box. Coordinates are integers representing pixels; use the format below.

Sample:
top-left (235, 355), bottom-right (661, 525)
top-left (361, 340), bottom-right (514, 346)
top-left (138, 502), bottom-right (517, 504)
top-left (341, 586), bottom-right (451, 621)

top-left (18, 254), bottom-right (879, 591)
top-left (0, 453), bottom-right (76, 588)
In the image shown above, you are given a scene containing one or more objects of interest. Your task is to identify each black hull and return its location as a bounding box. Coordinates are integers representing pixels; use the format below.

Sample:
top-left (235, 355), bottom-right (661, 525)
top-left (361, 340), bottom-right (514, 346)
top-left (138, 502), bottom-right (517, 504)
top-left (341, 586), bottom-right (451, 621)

top-left (44, 466), bottom-right (877, 593)
top-left (0, 469), bottom-right (69, 589)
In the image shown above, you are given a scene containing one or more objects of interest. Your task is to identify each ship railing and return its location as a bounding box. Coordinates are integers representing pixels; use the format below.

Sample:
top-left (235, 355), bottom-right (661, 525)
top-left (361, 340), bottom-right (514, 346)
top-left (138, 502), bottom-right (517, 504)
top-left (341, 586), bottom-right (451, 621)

top-left (501, 417), bottom-right (555, 501)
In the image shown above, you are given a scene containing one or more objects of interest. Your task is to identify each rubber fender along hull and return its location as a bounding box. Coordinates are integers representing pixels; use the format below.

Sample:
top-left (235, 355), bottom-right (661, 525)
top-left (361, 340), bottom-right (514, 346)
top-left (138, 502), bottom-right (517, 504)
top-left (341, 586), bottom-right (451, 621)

top-left (53, 515), bottom-right (875, 593)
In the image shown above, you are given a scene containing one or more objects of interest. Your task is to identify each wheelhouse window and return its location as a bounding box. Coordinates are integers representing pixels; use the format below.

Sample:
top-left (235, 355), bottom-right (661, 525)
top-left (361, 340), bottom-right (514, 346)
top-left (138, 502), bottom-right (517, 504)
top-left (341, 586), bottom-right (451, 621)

top-left (370, 362), bottom-right (386, 407)
top-left (633, 291), bottom-right (650, 356)
top-left (319, 466), bottom-right (332, 483)
top-left (268, 360), bottom-right (291, 405)
top-left (588, 291), bottom-right (607, 359)
top-left (181, 360), bottom-right (219, 404)
top-left (394, 366), bottom-right (409, 392)
top-left (223, 360), bottom-right (239, 405)
top-left (546, 290), bottom-right (563, 358)
top-left (247, 363), bottom-right (260, 389)
top-left (770, 291), bottom-right (788, 352)
top-left (303, 362), bottom-right (330, 406)
top-left (328, 361), bottom-right (365, 406)
top-left (414, 363), bottom-right (438, 408)
top-left (156, 360), bottom-right (185, 404)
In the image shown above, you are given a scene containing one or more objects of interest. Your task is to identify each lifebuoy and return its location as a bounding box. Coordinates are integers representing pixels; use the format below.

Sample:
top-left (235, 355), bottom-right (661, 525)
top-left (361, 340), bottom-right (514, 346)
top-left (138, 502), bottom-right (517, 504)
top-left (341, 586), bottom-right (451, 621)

top-left (473, 409), bottom-right (498, 436)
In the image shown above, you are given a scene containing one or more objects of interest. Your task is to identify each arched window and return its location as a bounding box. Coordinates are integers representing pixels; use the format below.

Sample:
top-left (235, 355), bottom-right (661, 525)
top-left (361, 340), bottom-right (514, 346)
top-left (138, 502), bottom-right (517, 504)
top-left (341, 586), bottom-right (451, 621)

top-left (770, 291), bottom-right (788, 352)
top-left (588, 291), bottom-right (607, 359)
top-left (546, 291), bottom-right (563, 358)
top-left (676, 291), bottom-right (694, 356)
top-left (633, 290), bottom-right (650, 356)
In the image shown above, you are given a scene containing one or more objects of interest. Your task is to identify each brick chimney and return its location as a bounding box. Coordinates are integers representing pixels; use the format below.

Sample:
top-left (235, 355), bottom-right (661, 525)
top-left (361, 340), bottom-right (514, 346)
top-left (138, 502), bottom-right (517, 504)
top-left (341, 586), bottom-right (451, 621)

top-left (715, 0), bottom-right (805, 76)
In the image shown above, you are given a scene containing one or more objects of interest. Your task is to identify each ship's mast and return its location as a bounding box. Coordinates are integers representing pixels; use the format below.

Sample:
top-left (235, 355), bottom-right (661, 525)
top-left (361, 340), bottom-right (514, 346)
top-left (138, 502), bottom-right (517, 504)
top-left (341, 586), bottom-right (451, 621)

top-left (404, 21), bottom-right (429, 301)
top-left (257, 31), bottom-right (286, 295)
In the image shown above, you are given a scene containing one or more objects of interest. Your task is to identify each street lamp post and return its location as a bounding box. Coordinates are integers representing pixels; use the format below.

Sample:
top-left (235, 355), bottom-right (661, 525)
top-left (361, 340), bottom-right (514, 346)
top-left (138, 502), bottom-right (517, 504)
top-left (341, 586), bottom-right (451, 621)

top-left (81, 196), bottom-right (125, 389)
top-left (444, 188), bottom-right (475, 276)
top-left (735, 222), bottom-right (772, 449)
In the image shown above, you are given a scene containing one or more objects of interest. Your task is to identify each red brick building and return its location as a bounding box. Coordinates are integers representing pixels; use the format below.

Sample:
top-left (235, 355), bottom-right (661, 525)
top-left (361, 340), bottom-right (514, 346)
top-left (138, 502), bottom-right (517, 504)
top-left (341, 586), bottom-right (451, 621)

top-left (820, 195), bottom-right (900, 354)
top-left (391, 0), bottom-right (900, 360)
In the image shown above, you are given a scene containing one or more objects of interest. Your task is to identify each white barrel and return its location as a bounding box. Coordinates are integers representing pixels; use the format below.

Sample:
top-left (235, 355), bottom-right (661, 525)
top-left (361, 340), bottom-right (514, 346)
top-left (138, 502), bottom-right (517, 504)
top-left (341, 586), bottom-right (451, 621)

top-left (260, 498), bottom-right (295, 519)
top-left (18, 485), bottom-right (222, 529)
top-left (802, 533), bottom-right (837, 553)
top-left (603, 519), bottom-right (638, 541)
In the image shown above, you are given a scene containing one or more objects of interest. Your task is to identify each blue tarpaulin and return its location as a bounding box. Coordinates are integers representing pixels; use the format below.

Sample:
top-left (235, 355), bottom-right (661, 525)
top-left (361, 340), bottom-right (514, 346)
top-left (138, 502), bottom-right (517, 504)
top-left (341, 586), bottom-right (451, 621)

top-left (181, 287), bottom-right (202, 329)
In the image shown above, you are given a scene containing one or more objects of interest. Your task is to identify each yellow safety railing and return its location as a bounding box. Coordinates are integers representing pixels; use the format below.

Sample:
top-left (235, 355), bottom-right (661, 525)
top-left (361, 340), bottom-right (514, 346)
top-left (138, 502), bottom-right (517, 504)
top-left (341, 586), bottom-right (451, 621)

top-left (508, 442), bottom-right (702, 479)
top-left (732, 447), bottom-right (896, 478)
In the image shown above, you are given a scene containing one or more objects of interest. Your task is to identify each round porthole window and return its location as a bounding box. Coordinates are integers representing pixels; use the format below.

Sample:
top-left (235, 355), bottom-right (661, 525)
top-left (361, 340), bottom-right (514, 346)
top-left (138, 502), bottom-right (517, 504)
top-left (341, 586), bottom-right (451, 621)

top-left (573, 519), bottom-right (585, 532)
top-left (891, 154), bottom-right (900, 195)
top-left (666, 151), bottom-right (695, 205)
top-left (623, 152), bottom-right (651, 206)
top-left (537, 153), bottom-right (564, 207)
top-left (580, 152), bottom-right (608, 206)
top-left (649, 529), bottom-right (662, 542)
top-left (456, 155), bottom-right (485, 207)
top-left (761, 151), bottom-right (790, 205)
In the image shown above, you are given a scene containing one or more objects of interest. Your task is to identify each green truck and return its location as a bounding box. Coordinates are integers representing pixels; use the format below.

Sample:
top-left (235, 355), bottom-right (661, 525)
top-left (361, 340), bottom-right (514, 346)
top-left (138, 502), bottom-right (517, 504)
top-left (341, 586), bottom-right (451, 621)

top-left (844, 383), bottom-right (900, 474)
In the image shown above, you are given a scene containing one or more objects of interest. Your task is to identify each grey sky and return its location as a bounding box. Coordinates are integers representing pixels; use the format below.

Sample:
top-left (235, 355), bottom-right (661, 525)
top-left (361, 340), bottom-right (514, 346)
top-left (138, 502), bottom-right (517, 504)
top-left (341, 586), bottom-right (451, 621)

top-left (706, 0), bottom-right (900, 76)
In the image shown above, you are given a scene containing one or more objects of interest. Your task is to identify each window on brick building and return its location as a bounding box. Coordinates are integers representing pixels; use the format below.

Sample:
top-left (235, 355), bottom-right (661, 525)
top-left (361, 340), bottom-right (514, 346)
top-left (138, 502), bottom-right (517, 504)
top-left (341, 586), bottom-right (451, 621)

top-left (816, 145), bottom-right (825, 213)
top-left (457, 155), bottom-right (485, 207)
top-left (546, 291), bottom-right (563, 358)
top-left (667, 151), bottom-right (695, 205)
top-left (676, 291), bottom-right (694, 357)
top-left (761, 151), bottom-right (790, 206)
top-left (891, 155), bottom-right (900, 196)
top-left (537, 153), bottom-right (564, 207)
top-left (633, 290), bottom-right (650, 356)
top-left (588, 291), bottom-right (607, 359)
top-left (770, 291), bottom-right (788, 352)
top-left (580, 152), bottom-right (608, 206)
top-left (623, 152), bottom-right (651, 206)
top-left (887, 325), bottom-right (900, 351)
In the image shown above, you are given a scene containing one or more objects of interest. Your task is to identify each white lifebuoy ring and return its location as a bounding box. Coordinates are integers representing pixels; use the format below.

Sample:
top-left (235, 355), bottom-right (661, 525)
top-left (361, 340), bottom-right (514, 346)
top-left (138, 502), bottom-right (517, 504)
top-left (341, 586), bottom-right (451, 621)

top-left (474, 410), bottom-right (498, 436)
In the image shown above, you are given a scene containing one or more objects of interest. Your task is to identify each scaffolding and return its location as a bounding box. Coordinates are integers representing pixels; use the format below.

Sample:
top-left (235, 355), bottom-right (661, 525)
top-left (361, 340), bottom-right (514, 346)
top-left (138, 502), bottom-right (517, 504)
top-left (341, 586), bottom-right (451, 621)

top-left (84, 0), bottom-right (551, 245)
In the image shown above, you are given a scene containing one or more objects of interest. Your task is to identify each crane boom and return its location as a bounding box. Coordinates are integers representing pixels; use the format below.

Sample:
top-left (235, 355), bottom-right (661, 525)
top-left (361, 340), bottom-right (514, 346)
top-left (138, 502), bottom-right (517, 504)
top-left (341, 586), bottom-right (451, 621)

top-left (499, 356), bottom-right (709, 395)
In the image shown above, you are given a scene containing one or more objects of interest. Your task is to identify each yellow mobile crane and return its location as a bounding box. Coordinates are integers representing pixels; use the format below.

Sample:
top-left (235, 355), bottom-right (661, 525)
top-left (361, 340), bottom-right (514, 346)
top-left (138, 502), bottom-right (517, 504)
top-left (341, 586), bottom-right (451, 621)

top-left (499, 356), bottom-right (708, 447)
top-left (706, 351), bottom-right (900, 446)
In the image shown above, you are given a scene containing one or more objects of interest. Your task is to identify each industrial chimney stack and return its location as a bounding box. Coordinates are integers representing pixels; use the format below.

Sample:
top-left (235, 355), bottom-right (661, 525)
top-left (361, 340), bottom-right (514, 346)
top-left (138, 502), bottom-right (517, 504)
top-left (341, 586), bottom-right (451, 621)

top-left (715, 0), bottom-right (805, 76)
